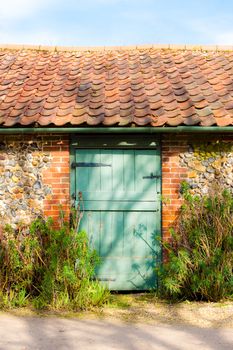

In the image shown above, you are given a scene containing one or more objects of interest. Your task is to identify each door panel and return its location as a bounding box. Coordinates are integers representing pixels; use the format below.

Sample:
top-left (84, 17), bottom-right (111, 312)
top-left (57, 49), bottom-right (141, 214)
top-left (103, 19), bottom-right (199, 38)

top-left (75, 147), bottom-right (161, 290)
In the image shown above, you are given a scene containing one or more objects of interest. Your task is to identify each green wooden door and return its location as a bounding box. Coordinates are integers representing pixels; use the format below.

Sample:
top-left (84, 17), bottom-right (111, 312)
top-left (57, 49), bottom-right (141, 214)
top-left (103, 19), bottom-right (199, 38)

top-left (73, 141), bottom-right (161, 290)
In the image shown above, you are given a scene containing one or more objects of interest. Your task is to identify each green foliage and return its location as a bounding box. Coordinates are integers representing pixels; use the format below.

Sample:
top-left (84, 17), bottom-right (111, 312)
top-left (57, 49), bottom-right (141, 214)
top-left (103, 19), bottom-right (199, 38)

top-left (159, 184), bottom-right (233, 301)
top-left (0, 210), bottom-right (109, 310)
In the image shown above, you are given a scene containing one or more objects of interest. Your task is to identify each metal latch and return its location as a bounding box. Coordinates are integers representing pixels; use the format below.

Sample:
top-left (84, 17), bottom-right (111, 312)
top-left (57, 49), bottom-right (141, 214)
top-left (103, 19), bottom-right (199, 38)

top-left (92, 277), bottom-right (116, 282)
top-left (143, 173), bottom-right (161, 179)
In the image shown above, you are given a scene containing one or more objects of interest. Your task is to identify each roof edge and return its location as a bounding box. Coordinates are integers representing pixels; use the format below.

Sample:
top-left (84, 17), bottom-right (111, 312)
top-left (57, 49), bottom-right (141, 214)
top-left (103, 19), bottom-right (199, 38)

top-left (1, 43), bottom-right (233, 52)
top-left (0, 127), bottom-right (233, 134)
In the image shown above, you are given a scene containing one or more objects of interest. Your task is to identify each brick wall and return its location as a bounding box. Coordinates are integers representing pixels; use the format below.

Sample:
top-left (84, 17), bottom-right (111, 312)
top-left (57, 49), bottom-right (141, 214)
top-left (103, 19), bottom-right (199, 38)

top-left (161, 134), bottom-right (188, 240)
top-left (41, 135), bottom-right (70, 221)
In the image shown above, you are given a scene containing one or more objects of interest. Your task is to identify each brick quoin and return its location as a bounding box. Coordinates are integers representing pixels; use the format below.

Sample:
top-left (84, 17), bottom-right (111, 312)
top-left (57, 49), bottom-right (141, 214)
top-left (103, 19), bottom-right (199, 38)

top-left (161, 134), bottom-right (188, 241)
top-left (41, 135), bottom-right (70, 222)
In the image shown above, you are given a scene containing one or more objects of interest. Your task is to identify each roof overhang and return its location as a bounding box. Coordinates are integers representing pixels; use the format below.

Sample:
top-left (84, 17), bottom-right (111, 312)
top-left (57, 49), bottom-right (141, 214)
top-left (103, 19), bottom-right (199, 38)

top-left (0, 126), bottom-right (233, 134)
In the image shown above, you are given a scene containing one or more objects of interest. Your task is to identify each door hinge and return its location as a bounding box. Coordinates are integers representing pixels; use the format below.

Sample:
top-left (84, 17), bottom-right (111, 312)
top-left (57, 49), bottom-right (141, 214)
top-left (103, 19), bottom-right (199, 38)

top-left (71, 162), bottom-right (112, 168)
top-left (143, 173), bottom-right (161, 179)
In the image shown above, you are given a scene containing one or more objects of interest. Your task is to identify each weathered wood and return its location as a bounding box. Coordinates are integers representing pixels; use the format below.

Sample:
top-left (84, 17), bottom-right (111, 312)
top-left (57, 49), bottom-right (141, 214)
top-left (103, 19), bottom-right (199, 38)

top-left (72, 141), bottom-right (161, 290)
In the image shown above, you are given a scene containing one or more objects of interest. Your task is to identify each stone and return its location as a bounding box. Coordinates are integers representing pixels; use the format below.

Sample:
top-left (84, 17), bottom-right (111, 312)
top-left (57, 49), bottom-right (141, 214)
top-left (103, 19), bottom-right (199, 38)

top-left (202, 186), bottom-right (209, 194)
top-left (7, 160), bottom-right (16, 166)
top-left (33, 180), bottom-right (42, 190)
top-left (0, 139), bottom-right (51, 226)
top-left (30, 142), bottom-right (39, 149)
top-left (202, 160), bottom-right (209, 166)
top-left (188, 171), bottom-right (197, 178)
top-left (180, 141), bottom-right (233, 197)
top-left (212, 159), bottom-right (223, 169)
top-left (207, 167), bottom-right (215, 173)
top-left (11, 209), bottom-right (16, 217)
top-left (5, 170), bottom-right (12, 178)
top-left (204, 173), bottom-right (215, 181)
top-left (43, 157), bottom-right (50, 163)
top-left (26, 154), bottom-right (33, 161)
top-left (190, 184), bottom-right (198, 189)
top-left (189, 160), bottom-right (206, 172)
top-left (12, 175), bottom-right (19, 183)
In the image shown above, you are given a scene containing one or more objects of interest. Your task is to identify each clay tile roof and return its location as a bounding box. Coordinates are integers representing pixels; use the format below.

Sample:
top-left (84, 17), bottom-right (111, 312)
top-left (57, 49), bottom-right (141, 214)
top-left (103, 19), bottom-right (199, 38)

top-left (0, 44), bottom-right (233, 127)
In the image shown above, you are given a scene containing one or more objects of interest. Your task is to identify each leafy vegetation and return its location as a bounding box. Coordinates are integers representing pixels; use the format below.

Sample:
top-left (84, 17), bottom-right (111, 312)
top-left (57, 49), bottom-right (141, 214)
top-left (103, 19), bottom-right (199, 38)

top-left (0, 209), bottom-right (109, 310)
top-left (159, 182), bottom-right (233, 301)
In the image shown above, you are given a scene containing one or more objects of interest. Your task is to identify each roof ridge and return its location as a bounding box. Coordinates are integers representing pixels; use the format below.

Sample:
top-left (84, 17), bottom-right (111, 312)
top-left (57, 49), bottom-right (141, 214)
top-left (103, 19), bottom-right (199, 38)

top-left (0, 43), bottom-right (233, 52)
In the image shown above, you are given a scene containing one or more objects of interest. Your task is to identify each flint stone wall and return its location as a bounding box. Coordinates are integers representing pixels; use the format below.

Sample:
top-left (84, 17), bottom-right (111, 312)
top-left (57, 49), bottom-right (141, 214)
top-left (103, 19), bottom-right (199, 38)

top-left (180, 140), bottom-right (233, 195)
top-left (0, 137), bottom-right (52, 226)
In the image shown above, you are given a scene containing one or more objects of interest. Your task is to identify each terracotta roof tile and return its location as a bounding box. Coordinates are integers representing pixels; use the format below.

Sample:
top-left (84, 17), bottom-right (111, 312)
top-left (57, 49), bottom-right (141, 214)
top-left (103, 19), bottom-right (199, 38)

top-left (0, 45), bottom-right (233, 127)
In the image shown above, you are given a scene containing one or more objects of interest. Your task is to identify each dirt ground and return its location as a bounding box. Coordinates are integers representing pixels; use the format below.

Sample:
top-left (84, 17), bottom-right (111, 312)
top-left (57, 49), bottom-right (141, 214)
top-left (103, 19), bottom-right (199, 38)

top-left (99, 294), bottom-right (233, 328)
top-left (3, 294), bottom-right (233, 328)
top-left (0, 315), bottom-right (233, 350)
top-left (0, 296), bottom-right (232, 349)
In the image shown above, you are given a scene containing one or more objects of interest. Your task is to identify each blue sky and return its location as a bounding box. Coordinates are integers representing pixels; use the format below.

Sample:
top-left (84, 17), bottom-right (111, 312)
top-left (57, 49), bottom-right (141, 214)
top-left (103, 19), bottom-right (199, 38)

top-left (0, 0), bottom-right (233, 46)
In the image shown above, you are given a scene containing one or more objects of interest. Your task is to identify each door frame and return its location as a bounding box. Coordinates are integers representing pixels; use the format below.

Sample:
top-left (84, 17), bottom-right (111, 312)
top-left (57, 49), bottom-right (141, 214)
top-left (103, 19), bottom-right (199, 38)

top-left (70, 133), bottom-right (162, 289)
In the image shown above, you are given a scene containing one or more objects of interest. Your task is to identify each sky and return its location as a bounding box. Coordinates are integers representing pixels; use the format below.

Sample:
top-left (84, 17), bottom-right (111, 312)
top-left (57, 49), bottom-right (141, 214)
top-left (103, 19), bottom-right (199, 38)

top-left (0, 0), bottom-right (233, 47)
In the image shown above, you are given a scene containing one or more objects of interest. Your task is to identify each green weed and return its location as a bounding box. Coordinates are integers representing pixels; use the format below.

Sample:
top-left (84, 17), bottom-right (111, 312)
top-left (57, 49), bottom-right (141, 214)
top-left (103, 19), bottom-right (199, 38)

top-left (159, 183), bottom-right (233, 302)
top-left (0, 209), bottom-right (109, 310)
